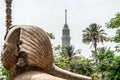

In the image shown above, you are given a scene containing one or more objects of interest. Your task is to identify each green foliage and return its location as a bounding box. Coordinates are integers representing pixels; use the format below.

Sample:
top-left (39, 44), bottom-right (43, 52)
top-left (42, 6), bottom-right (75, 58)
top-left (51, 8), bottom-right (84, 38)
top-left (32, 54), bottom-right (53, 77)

top-left (63, 45), bottom-right (75, 59)
top-left (69, 58), bottom-right (93, 76)
top-left (83, 23), bottom-right (108, 52)
top-left (54, 53), bottom-right (70, 70)
top-left (91, 72), bottom-right (100, 80)
top-left (53, 45), bottom-right (76, 61)
top-left (107, 13), bottom-right (120, 28)
top-left (105, 56), bottom-right (120, 80)
top-left (112, 29), bottom-right (120, 43)
top-left (0, 63), bottom-right (10, 80)
top-left (95, 47), bottom-right (114, 63)
top-left (54, 54), bottom-right (94, 77)
top-left (107, 13), bottom-right (120, 43)
top-left (46, 32), bottom-right (55, 39)
top-left (53, 45), bottom-right (93, 77)
top-left (106, 13), bottom-right (120, 79)
top-left (83, 23), bottom-right (108, 44)
top-left (92, 47), bottom-right (120, 80)
top-left (53, 45), bottom-right (70, 70)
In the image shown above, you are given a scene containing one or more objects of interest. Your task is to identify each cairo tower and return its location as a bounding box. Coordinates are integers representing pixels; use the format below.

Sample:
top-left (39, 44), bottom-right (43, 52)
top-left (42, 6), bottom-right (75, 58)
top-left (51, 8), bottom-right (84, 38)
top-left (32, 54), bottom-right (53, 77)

top-left (62, 10), bottom-right (71, 47)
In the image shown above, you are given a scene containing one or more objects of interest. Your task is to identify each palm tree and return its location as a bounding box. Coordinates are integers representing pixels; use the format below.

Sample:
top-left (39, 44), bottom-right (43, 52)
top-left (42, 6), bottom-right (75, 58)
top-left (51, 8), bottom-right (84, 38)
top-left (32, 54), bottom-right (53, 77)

top-left (82, 23), bottom-right (108, 53)
top-left (5, 0), bottom-right (12, 31)
top-left (93, 47), bottom-right (107, 63)
top-left (4, 0), bottom-right (13, 40)
top-left (63, 45), bottom-right (75, 61)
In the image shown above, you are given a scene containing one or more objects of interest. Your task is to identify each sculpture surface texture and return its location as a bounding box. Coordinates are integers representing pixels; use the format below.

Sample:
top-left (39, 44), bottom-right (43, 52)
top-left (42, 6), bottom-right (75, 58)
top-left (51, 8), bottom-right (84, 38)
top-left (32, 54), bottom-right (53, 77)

top-left (1, 25), bottom-right (91, 80)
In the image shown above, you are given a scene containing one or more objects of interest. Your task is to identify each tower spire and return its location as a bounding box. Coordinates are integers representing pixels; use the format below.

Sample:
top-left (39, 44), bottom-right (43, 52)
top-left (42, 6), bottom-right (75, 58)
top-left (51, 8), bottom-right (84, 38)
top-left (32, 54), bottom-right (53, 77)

top-left (65, 9), bottom-right (67, 24)
top-left (62, 10), bottom-right (70, 47)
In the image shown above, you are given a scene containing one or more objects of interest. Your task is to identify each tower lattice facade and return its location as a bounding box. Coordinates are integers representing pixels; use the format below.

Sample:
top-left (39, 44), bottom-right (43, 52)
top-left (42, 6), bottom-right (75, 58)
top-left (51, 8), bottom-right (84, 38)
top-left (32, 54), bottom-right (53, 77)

top-left (62, 10), bottom-right (71, 47)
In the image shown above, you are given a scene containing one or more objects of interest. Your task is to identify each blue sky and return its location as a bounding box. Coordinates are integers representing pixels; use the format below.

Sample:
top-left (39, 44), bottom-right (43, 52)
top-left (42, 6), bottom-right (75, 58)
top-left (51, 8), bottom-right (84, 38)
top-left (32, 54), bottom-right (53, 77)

top-left (0, 0), bottom-right (120, 58)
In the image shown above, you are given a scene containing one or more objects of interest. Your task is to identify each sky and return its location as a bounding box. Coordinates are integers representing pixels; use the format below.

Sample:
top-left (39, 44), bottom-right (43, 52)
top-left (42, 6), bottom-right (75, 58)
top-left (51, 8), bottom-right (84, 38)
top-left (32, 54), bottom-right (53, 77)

top-left (0, 0), bottom-right (120, 58)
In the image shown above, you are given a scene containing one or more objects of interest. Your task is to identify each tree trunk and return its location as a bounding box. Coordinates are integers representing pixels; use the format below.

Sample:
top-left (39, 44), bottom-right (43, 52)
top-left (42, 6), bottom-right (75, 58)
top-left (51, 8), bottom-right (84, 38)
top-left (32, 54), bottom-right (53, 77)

top-left (5, 0), bottom-right (12, 31)
top-left (94, 40), bottom-right (97, 53)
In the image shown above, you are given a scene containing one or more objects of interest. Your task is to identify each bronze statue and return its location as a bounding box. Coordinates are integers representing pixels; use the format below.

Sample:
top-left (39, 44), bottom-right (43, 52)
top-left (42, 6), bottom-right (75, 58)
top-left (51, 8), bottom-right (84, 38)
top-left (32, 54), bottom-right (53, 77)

top-left (1, 25), bottom-right (91, 80)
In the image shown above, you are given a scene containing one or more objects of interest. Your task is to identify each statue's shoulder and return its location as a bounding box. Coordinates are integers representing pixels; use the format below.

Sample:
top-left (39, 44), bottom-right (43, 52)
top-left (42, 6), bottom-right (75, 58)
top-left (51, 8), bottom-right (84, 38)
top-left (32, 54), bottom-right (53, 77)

top-left (14, 71), bottom-right (40, 80)
top-left (31, 73), bottom-right (66, 80)
top-left (14, 71), bottom-right (66, 80)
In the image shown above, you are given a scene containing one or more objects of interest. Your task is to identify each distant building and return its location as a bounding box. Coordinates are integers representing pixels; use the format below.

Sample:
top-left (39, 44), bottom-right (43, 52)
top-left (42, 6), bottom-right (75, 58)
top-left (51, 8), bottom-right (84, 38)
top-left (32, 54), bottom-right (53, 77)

top-left (62, 10), bottom-right (71, 47)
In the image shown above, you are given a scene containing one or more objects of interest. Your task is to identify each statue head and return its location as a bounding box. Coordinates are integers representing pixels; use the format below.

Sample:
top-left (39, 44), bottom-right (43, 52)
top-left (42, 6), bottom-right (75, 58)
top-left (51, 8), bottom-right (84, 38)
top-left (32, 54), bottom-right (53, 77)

top-left (1, 25), bottom-right (53, 76)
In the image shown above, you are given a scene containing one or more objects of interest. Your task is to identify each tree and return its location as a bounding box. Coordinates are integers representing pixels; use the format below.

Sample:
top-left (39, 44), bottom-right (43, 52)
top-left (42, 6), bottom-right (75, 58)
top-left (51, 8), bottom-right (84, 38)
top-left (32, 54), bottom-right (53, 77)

top-left (105, 56), bottom-right (120, 80)
top-left (69, 58), bottom-right (93, 76)
top-left (107, 13), bottom-right (120, 43)
top-left (106, 13), bottom-right (120, 79)
top-left (54, 47), bottom-right (93, 77)
top-left (53, 45), bottom-right (70, 70)
top-left (63, 45), bottom-right (75, 61)
top-left (82, 23), bottom-right (108, 53)
top-left (47, 32), bottom-right (55, 39)
top-left (54, 45), bottom-right (75, 62)
top-left (107, 13), bottom-right (120, 29)
top-left (94, 47), bottom-right (114, 80)
top-left (4, 0), bottom-right (13, 40)
top-left (5, 0), bottom-right (12, 32)
top-left (0, 63), bottom-right (10, 80)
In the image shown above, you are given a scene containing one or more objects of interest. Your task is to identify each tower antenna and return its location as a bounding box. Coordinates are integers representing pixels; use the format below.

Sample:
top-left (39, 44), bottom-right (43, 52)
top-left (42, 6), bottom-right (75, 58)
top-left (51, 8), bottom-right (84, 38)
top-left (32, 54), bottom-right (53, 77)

top-left (65, 9), bottom-right (67, 24)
